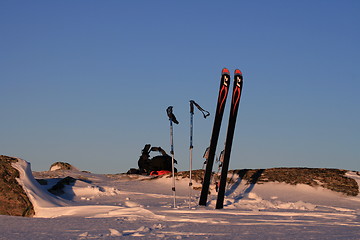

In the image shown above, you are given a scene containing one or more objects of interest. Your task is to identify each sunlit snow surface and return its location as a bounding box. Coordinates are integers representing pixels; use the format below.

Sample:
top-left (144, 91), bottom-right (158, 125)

top-left (2, 158), bottom-right (359, 239)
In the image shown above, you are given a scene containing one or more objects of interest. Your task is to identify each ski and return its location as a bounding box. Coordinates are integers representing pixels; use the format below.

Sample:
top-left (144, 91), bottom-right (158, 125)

top-left (216, 69), bottom-right (244, 209)
top-left (199, 68), bottom-right (231, 206)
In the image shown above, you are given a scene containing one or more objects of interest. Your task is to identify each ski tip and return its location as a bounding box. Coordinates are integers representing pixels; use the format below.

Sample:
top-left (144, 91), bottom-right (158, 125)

top-left (222, 68), bottom-right (230, 75)
top-left (234, 69), bottom-right (242, 75)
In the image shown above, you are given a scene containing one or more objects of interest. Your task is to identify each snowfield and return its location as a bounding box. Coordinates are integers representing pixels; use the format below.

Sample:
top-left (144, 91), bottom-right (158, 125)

top-left (1, 158), bottom-right (359, 239)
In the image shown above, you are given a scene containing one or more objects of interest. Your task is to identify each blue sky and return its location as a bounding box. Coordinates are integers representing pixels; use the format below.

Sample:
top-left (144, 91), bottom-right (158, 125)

top-left (1, 1), bottom-right (359, 173)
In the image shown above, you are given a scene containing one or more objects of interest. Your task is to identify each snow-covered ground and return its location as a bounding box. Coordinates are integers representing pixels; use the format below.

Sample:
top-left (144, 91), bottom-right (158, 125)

top-left (2, 158), bottom-right (359, 239)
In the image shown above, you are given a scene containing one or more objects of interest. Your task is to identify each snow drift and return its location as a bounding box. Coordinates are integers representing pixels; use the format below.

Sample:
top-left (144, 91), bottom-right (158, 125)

top-left (1, 156), bottom-right (359, 239)
top-left (12, 158), bottom-right (161, 219)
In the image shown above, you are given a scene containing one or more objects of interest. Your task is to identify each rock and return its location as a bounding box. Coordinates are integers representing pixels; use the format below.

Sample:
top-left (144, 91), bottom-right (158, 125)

top-left (49, 162), bottom-right (77, 171)
top-left (229, 168), bottom-right (359, 196)
top-left (36, 179), bottom-right (48, 185)
top-left (176, 169), bottom-right (205, 183)
top-left (176, 168), bottom-right (359, 196)
top-left (48, 176), bottom-right (76, 195)
top-left (0, 155), bottom-right (35, 217)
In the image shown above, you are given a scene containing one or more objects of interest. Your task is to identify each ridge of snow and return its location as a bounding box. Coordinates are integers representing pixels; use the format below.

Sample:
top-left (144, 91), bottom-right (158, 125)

top-left (11, 158), bottom-right (162, 219)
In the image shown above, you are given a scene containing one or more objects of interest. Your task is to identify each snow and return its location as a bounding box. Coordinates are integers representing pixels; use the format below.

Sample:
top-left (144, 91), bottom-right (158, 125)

top-left (1, 158), bottom-right (359, 239)
top-left (49, 165), bottom-right (62, 171)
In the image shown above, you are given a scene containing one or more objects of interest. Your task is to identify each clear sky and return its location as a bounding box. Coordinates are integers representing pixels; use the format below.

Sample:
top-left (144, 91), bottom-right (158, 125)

top-left (1, 1), bottom-right (359, 173)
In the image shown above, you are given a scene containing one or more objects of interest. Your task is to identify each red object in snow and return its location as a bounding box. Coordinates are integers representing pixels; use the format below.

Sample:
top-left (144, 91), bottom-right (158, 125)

top-left (150, 170), bottom-right (172, 176)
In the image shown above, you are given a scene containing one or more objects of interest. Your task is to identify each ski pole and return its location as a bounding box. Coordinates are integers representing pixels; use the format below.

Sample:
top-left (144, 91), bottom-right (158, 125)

top-left (166, 106), bottom-right (179, 208)
top-left (189, 101), bottom-right (194, 209)
top-left (170, 119), bottom-right (176, 208)
top-left (189, 100), bottom-right (209, 209)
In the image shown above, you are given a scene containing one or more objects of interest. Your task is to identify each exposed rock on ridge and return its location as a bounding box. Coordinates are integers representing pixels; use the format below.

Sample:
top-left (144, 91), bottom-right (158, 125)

top-left (177, 168), bottom-right (359, 196)
top-left (49, 162), bottom-right (77, 171)
top-left (0, 155), bottom-right (35, 217)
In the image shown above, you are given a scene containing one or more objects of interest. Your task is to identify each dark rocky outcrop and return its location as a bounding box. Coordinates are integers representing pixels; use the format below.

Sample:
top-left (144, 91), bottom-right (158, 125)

top-left (0, 155), bottom-right (35, 217)
top-left (48, 176), bottom-right (76, 195)
top-left (177, 168), bottom-right (359, 196)
top-left (49, 162), bottom-right (76, 171)
top-left (230, 168), bottom-right (359, 196)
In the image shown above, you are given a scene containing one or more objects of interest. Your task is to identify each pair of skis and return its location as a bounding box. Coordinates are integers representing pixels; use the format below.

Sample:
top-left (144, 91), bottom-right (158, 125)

top-left (199, 68), bottom-right (243, 209)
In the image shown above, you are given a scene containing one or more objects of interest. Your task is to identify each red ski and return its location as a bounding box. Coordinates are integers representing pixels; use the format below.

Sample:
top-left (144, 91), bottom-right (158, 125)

top-left (199, 68), bottom-right (231, 206)
top-left (216, 69), bottom-right (244, 209)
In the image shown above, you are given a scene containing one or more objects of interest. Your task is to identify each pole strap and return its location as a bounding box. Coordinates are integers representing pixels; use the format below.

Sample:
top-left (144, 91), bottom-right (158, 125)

top-left (190, 100), bottom-right (210, 119)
